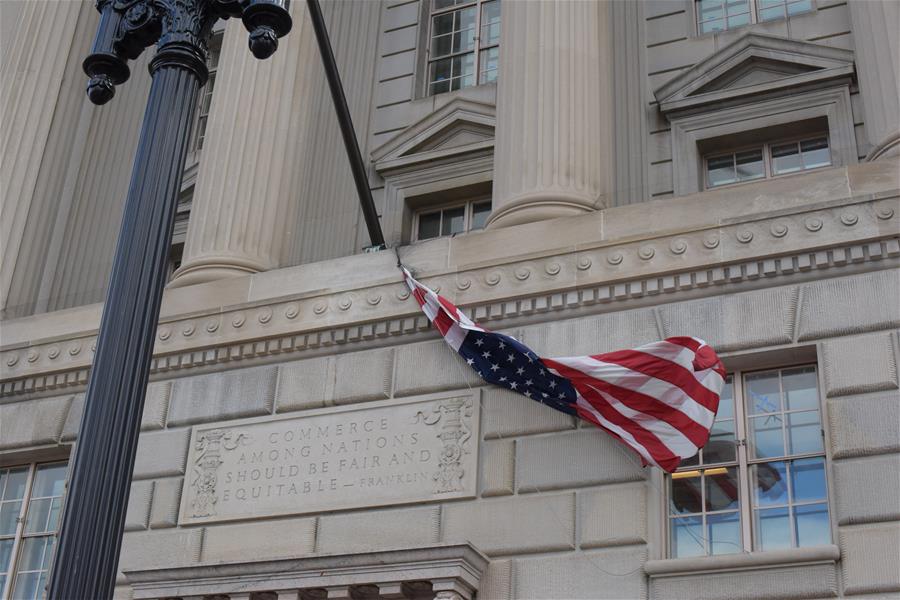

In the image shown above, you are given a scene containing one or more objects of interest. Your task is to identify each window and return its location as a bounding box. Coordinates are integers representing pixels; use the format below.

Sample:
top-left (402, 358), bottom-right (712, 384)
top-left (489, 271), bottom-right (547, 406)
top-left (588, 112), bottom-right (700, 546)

top-left (1, 462), bottom-right (68, 600)
top-left (695, 0), bottom-right (813, 34)
top-left (705, 135), bottom-right (830, 188)
top-left (414, 198), bottom-right (491, 241)
top-left (190, 31), bottom-right (223, 153)
top-left (426, 0), bottom-right (500, 96)
top-left (668, 366), bottom-right (830, 558)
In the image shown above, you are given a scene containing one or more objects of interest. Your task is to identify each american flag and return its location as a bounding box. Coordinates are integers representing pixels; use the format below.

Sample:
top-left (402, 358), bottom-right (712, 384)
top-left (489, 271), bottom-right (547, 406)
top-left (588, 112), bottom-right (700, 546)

top-left (403, 267), bottom-right (726, 472)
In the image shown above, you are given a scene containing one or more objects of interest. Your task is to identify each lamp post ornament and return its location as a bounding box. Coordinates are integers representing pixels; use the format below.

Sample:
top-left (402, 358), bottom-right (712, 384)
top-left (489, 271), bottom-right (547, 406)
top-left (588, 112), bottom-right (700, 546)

top-left (48, 1), bottom-right (291, 598)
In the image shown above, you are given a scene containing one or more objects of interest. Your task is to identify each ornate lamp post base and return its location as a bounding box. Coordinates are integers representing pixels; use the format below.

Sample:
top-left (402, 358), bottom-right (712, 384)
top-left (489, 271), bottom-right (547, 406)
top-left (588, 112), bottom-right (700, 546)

top-left (48, 1), bottom-right (291, 598)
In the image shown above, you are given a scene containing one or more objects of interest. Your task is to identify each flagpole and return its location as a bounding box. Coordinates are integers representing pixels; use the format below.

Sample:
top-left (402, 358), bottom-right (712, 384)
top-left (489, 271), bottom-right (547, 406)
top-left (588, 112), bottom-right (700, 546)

top-left (47, 2), bottom-right (292, 598)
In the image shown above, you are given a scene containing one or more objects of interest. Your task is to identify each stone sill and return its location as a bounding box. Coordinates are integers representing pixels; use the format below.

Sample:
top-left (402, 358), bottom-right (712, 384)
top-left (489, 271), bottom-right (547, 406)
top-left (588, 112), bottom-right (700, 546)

top-left (644, 544), bottom-right (840, 577)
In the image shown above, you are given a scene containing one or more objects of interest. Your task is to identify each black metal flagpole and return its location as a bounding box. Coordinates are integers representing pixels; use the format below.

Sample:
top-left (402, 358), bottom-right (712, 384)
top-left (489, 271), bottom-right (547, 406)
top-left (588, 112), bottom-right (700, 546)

top-left (306, 0), bottom-right (386, 249)
top-left (47, 1), bottom-right (291, 598)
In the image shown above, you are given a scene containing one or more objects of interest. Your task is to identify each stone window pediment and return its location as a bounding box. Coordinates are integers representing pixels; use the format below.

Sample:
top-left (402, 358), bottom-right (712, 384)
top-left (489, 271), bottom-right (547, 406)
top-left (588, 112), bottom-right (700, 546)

top-left (654, 33), bottom-right (855, 115)
top-left (124, 543), bottom-right (489, 600)
top-left (372, 99), bottom-right (495, 176)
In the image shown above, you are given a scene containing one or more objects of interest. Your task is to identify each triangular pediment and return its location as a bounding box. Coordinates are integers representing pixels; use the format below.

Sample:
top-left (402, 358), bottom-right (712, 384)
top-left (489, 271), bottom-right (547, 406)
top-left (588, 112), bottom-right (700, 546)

top-left (654, 33), bottom-right (855, 114)
top-left (372, 98), bottom-right (495, 174)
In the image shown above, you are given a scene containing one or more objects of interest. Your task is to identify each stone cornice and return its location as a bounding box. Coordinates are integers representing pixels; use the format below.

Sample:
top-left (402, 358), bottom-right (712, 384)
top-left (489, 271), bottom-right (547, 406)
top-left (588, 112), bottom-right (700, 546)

top-left (1, 186), bottom-right (897, 397)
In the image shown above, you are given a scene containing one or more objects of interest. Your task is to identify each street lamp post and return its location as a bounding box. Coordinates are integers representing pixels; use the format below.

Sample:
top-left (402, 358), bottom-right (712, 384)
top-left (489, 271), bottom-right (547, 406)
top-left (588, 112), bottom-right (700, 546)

top-left (47, 1), bottom-right (291, 598)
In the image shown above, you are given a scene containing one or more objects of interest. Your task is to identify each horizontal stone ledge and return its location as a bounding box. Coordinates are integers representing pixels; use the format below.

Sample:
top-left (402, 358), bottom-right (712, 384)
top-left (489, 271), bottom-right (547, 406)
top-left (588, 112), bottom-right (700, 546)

top-left (124, 543), bottom-right (489, 600)
top-left (644, 544), bottom-right (840, 576)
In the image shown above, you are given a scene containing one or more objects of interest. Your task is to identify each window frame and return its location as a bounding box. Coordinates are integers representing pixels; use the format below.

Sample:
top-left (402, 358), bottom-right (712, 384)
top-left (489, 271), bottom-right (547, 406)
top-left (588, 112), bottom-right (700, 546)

top-left (665, 365), bottom-right (832, 558)
top-left (0, 460), bottom-right (68, 600)
top-left (702, 133), bottom-right (832, 190)
top-left (412, 196), bottom-right (492, 242)
top-left (423, 0), bottom-right (500, 97)
top-left (693, 0), bottom-right (816, 36)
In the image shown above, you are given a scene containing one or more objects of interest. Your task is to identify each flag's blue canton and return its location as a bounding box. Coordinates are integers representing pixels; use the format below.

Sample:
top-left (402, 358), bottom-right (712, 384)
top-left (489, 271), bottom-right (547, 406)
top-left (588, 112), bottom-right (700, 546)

top-left (457, 330), bottom-right (578, 416)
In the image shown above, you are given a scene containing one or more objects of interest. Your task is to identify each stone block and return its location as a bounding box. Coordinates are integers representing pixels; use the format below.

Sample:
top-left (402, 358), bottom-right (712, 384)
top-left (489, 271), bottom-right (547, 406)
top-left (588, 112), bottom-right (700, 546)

top-left (823, 333), bottom-right (898, 397)
top-left (648, 564), bottom-right (837, 600)
top-left (580, 483), bottom-right (647, 548)
top-left (119, 529), bottom-right (202, 572)
top-left (0, 395), bottom-right (71, 450)
top-left (841, 522), bottom-right (900, 595)
top-left (828, 393), bottom-right (900, 459)
top-left (482, 387), bottom-right (575, 439)
top-left (202, 518), bottom-right (316, 563)
top-left (834, 455), bottom-right (900, 525)
top-left (519, 309), bottom-right (661, 357)
top-left (275, 356), bottom-right (333, 413)
top-left (167, 365), bottom-right (276, 426)
top-left (333, 348), bottom-right (394, 405)
top-left (441, 493), bottom-right (575, 555)
top-left (382, 0), bottom-right (420, 31)
top-left (112, 585), bottom-right (133, 600)
top-left (378, 50), bottom-right (416, 85)
top-left (657, 286), bottom-right (798, 352)
top-left (394, 339), bottom-right (483, 396)
top-left (798, 271), bottom-right (900, 341)
top-left (132, 428), bottom-right (190, 480)
top-left (124, 481), bottom-right (153, 531)
top-left (380, 24), bottom-right (417, 56)
top-left (62, 381), bottom-right (170, 442)
top-left (376, 77), bottom-right (413, 107)
top-left (481, 439), bottom-right (514, 497)
top-left (515, 546), bottom-right (647, 600)
top-left (149, 477), bottom-right (182, 529)
top-left (479, 560), bottom-right (512, 600)
top-left (517, 430), bottom-right (646, 492)
top-left (316, 506), bottom-right (439, 554)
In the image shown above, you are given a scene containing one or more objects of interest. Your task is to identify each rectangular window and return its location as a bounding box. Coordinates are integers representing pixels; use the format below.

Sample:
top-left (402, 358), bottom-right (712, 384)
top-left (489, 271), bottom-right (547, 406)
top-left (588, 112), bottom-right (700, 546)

top-left (696, 0), bottom-right (813, 34)
top-left (415, 198), bottom-right (491, 241)
top-left (191, 31), bottom-right (223, 153)
top-left (1, 462), bottom-right (68, 600)
top-left (427, 0), bottom-right (500, 96)
top-left (667, 366), bottom-right (830, 557)
top-left (704, 135), bottom-right (830, 189)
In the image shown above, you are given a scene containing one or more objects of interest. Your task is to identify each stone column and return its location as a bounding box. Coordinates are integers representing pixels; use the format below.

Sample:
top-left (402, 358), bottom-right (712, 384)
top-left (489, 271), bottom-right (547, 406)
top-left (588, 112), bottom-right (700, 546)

top-left (487, 0), bottom-right (612, 228)
top-left (0, 0), bottom-right (84, 315)
top-left (170, 6), bottom-right (316, 287)
top-left (849, 0), bottom-right (900, 160)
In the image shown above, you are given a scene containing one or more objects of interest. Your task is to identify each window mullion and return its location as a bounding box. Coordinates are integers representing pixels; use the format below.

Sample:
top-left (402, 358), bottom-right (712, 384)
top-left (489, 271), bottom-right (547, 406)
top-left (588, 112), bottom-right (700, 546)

top-left (3, 463), bottom-right (36, 600)
top-left (473, 0), bottom-right (482, 84)
top-left (733, 371), bottom-right (755, 552)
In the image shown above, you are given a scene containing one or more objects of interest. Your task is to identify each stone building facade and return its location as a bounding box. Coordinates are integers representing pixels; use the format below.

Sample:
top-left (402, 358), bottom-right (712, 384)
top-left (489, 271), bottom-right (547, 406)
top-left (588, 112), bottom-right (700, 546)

top-left (1, 0), bottom-right (899, 599)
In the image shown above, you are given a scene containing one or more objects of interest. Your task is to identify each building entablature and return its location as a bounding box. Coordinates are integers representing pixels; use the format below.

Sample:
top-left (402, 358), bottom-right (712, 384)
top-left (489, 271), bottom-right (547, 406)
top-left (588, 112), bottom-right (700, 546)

top-left (1, 161), bottom-right (897, 397)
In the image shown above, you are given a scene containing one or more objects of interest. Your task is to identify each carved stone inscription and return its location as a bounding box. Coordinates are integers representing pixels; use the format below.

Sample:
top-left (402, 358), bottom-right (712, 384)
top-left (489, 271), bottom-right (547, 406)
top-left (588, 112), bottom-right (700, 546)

top-left (178, 393), bottom-right (480, 524)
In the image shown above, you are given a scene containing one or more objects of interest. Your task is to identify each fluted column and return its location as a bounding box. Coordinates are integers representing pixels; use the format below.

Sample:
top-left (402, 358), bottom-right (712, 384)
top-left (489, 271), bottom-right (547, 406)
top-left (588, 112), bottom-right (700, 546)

top-left (487, 0), bottom-right (612, 228)
top-left (0, 0), bottom-right (83, 315)
top-left (849, 0), bottom-right (900, 160)
top-left (170, 6), bottom-right (315, 287)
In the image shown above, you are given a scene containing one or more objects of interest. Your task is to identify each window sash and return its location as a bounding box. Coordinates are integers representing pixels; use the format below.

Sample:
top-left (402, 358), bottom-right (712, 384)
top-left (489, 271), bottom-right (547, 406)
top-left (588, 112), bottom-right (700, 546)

top-left (426, 0), bottom-right (498, 95)
top-left (695, 0), bottom-right (814, 34)
top-left (666, 366), bottom-right (828, 557)
top-left (413, 198), bottom-right (491, 241)
top-left (704, 135), bottom-right (831, 190)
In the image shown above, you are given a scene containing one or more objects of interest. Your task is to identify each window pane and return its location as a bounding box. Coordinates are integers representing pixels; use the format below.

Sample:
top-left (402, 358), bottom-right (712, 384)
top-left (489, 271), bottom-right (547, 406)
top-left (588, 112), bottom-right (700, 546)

top-left (479, 46), bottom-right (499, 84)
top-left (430, 78), bottom-right (451, 95)
top-left (1, 537), bottom-right (13, 571)
top-left (454, 7), bottom-right (477, 53)
top-left (787, 0), bottom-right (812, 15)
top-left (458, 53), bottom-right (476, 88)
top-left (417, 211), bottom-right (441, 240)
top-left (705, 420), bottom-right (736, 463)
top-left (791, 457), bottom-right (827, 502)
top-left (746, 371), bottom-right (782, 414)
top-left (699, 18), bottom-right (725, 34)
top-left (24, 498), bottom-right (51, 535)
top-left (2, 469), bottom-right (28, 501)
top-left (750, 414), bottom-right (785, 458)
top-left (429, 57), bottom-right (453, 87)
top-left (670, 473), bottom-right (703, 514)
top-left (706, 467), bottom-right (739, 511)
top-left (471, 201), bottom-right (491, 230)
top-left (431, 32), bottom-right (453, 57)
top-left (0, 501), bottom-right (22, 536)
top-left (735, 149), bottom-right (764, 181)
top-left (755, 507), bottom-right (791, 550)
top-left (725, 0), bottom-right (749, 15)
top-left (697, 0), bottom-right (725, 21)
top-left (31, 465), bottom-right (66, 500)
top-left (795, 503), bottom-right (830, 546)
top-left (782, 366), bottom-right (818, 411)
top-left (727, 13), bottom-right (750, 28)
top-left (758, 5), bottom-right (785, 21)
top-left (753, 461), bottom-right (788, 506)
top-left (800, 137), bottom-right (830, 169)
top-left (772, 142), bottom-right (802, 174)
top-left (707, 512), bottom-right (741, 555)
top-left (433, 0), bottom-right (464, 9)
top-left (788, 411), bottom-right (823, 454)
top-left (480, 1), bottom-right (500, 47)
top-left (707, 155), bottom-right (735, 187)
top-left (718, 376), bottom-right (734, 419)
top-left (432, 12), bottom-right (454, 37)
top-left (11, 571), bottom-right (39, 600)
top-left (442, 206), bottom-right (466, 236)
top-left (671, 516), bottom-right (705, 557)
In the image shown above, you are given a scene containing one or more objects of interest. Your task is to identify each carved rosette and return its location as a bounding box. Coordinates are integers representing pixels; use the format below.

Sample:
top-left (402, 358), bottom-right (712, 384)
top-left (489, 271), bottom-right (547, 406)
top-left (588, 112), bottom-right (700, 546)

top-left (190, 428), bottom-right (248, 517)
top-left (415, 398), bottom-right (474, 494)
